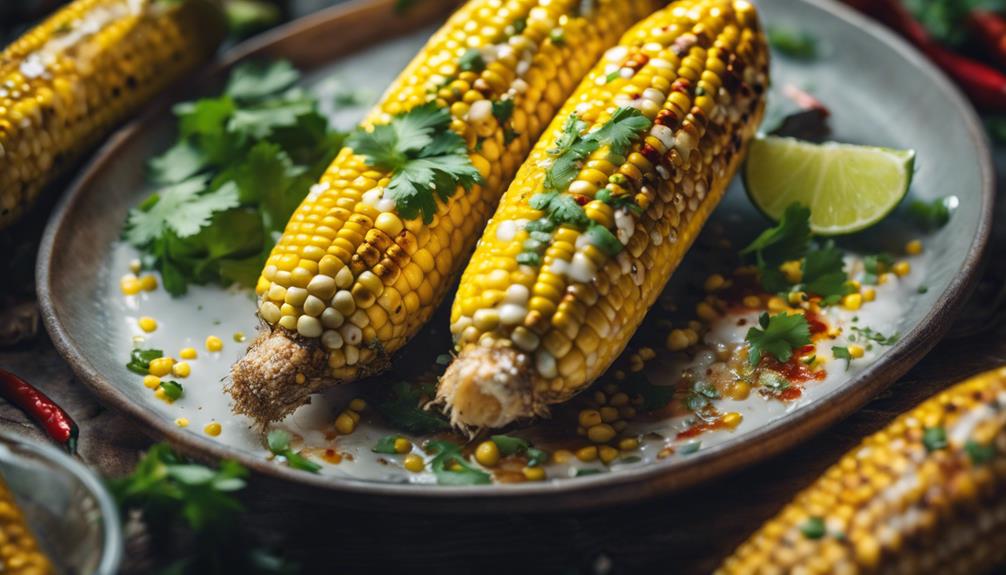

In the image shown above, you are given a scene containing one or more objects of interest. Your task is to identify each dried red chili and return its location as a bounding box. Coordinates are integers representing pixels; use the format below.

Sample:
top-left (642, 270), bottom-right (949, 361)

top-left (0, 369), bottom-right (78, 454)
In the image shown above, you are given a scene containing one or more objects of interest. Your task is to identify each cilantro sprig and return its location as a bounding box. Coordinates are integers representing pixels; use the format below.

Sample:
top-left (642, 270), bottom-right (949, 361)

top-left (746, 312), bottom-right (811, 365)
top-left (425, 440), bottom-right (491, 486)
top-left (126, 347), bottom-right (164, 375)
top-left (266, 429), bottom-right (322, 474)
top-left (347, 103), bottom-right (482, 223)
top-left (544, 107), bottom-right (651, 194)
top-left (125, 60), bottom-right (346, 296)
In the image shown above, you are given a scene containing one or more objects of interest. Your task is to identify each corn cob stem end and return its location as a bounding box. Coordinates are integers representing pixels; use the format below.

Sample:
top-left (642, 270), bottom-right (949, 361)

top-left (436, 345), bottom-right (543, 432)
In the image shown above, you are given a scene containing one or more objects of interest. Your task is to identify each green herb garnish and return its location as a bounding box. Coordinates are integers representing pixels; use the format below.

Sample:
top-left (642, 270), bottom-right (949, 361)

top-left (348, 103), bottom-right (482, 223)
top-left (425, 440), bottom-right (491, 486)
top-left (965, 440), bottom-right (996, 465)
top-left (922, 427), bottom-right (948, 452)
top-left (800, 516), bottom-right (827, 539)
top-left (575, 468), bottom-right (604, 477)
top-left (742, 203), bottom-right (812, 293)
top-left (679, 441), bottom-right (701, 455)
top-left (371, 381), bottom-right (451, 435)
top-left (266, 429), bottom-right (322, 473)
top-left (767, 26), bottom-right (818, 59)
top-left (127, 347), bottom-right (164, 375)
top-left (908, 196), bottom-right (954, 231)
top-left (490, 435), bottom-right (530, 455)
top-left (746, 312), bottom-right (812, 365)
top-left (372, 435), bottom-right (402, 455)
top-left (802, 241), bottom-right (850, 300)
top-left (832, 346), bottom-right (852, 370)
top-left (159, 380), bottom-right (184, 401)
top-left (863, 252), bottom-right (895, 285)
top-left (459, 48), bottom-right (486, 72)
top-left (851, 326), bottom-right (899, 346)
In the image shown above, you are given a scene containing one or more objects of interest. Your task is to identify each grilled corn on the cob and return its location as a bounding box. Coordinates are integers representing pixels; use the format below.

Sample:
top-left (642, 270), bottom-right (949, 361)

top-left (718, 366), bottom-right (1006, 575)
top-left (0, 473), bottom-right (53, 575)
top-left (437, 0), bottom-right (768, 429)
top-left (0, 0), bottom-right (225, 228)
top-left (228, 0), bottom-right (667, 424)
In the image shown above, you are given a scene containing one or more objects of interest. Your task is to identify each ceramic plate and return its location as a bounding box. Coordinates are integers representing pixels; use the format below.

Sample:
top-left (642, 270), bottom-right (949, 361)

top-left (38, 0), bottom-right (993, 512)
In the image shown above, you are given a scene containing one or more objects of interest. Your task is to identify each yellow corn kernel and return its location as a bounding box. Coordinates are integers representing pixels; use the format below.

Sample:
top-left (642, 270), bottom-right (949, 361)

top-left (878, 273), bottom-right (892, 285)
top-left (578, 409), bottom-right (603, 428)
top-left (143, 375), bottom-right (161, 389)
top-left (780, 260), bottom-right (803, 284)
top-left (905, 240), bottom-right (923, 255)
top-left (893, 261), bottom-right (911, 277)
top-left (587, 423), bottom-right (617, 444)
top-left (233, 332), bottom-right (247, 343)
top-left (843, 293), bottom-right (863, 311)
top-left (148, 357), bottom-right (175, 377)
top-left (204, 422), bottom-right (222, 437)
top-left (175, 418), bottom-right (189, 428)
top-left (179, 347), bottom-right (198, 360)
top-left (721, 412), bottom-right (743, 429)
top-left (599, 445), bottom-right (619, 464)
top-left (335, 412), bottom-right (356, 435)
top-left (726, 381), bottom-right (751, 401)
top-left (138, 317), bottom-right (158, 333)
top-left (205, 336), bottom-right (224, 352)
top-left (552, 449), bottom-right (573, 464)
top-left (404, 454), bottom-right (425, 472)
top-left (696, 301), bottom-right (719, 322)
top-left (523, 466), bottom-right (546, 481)
top-left (154, 387), bottom-right (173, 403)
top-left (848, 345), bottom-right (865, 359)
top-left (349, 398), bottom-right (367, 412)
top-left (393, 437), bottom-right (412, 454)
top-left (295, 373), bottom-right (306, 384)
top-left (767, 297), bottom-right (788, 313)
top-left (862, 287), bottom-right (876, 302)
top-left (575, 446), bottom-right (599, 462)
top-left (475, 441), bottom-right (501, 467)
top-left (666, 329), bottom-right (691, 352)
top-left (130, 259), bottom-right (143, 274)
top-left (171, 362), bottom-right (191, 378)
top-left (704, 274), bottom-right (726, 292)
top-left (121, 275), bottom-right (143, 295)
top-left (140, 275), bottom-right (159, 292)
top-left (743, 295), bottom-right (762, 309)
top-left (618, 438), bottom-right (639, 451)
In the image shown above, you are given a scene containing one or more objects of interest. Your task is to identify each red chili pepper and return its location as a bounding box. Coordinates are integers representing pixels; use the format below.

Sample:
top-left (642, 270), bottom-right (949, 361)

top-left (0, 369), bottom-right (78, 454)
top-left (843, 0), bottom-right (1006, 111)
top-left (968, 11), bottom-right (1006, 69)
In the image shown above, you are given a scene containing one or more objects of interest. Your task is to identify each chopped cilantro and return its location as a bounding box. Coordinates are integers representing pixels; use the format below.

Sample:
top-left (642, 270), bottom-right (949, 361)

top-left (159, 380), bottom-right (184, 401)
top-left (965, 440), bottom-right (996, 465)
top-left (767, 26), bottom-right (818, 59)
top-left (266, 429), bottom-right (322, 473)
top-left (679, 441), bottom-right (701, 455)
top-left (544, 108), bottom-right (651, 195)
top-left (862, 253), bottom-right (895, 285)
top-left (585, 222), bottom-right (623, 256)
top-left (908, 196), bottom-right (954, 231)
top-left (526, 448), bottom-right (549, 467)
top-left (425, 440), bottom-right (491, 486)
top-left (746, 312), bottom-right (811, 365)
top-left (490, 435), bottom-right (530, 456)
top-left (922, 427), bottom-right (948, 452)
top-left (492, 99), bottom-right (514, 124)
top-left (800, 516), bottom-right (826, 539)
top-left (458, 49), bottom-right (486, 73)
top-left (127, 348), bottom-right (164, 375)
top-left (575, 468), bottom-right (604, 477)
top-left (832, 346), bottom-right (852, 370)
top-left (851, 326), bottom-right (898, 346)
top-left (516, 252), bottom-right (542, 266)
top-left (348, 103), bottom-right (482, 223)
top-left (372, 435), bottom-right (402, 455)
top-left (917, 285), bottom-right (929, 294)
top-left (686, 381), bottom-right (720, 413)
top-left (371, 381), bottom-right (451, 435)
top-left (530, 192), bottom-right (590, 228)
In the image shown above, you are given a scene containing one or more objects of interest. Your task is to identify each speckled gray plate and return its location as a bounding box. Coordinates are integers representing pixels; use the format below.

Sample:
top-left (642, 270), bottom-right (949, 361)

top-left (37, 0), bottom-right (993, 512)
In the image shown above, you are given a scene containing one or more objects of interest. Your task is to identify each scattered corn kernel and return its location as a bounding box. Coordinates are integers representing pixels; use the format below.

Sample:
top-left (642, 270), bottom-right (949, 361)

top-left (842, 293), bottom-right (863, 311)
top-left (576, 446), bottom-right (599, 462)
top-left (552, 449), bottom-right (573, 464)
top-left (179, 347), bottom-right (197, 360)
top-left (587, 423), bottom-right (617, 443)
top-left (767, 296), bottom-right (788, 313)
top-left (349, 398), bottom-right (367, 412)
top-left (475, 441), bottom-right (501, 467)
top-left (697, 301), bottom-right (719, 321)
top-left (893, 261), bottom-right (911, 277)
top-left (148, 357), bottom-right (175, 377)
top-left (522, 466), bottom-right (546, 481)
top-left (849, 345), bottom-right (865, 359)
top-left (599, 445), bottom-right (619, 464)
top-left (906, 239), bottom-right (923, 255)
top-left (722, 412), bottom-right (743, 429)
top-left (120, 274), bottom-right (142, 295)
top-left (138, 316), bottom-right (158, 333)
top-left (878, 273), bottom-right (892, 285)
top-left (704, 274), bottom-right (726, 292)
top-left (404, 454), bottom-right (424, 472)
top-left (335, 412), bottom-right (357, 435)
top-left (862, 287), bottom-right (876, 302)
top-left (579, 409), bottom-right (602, 428)
top-left (233, 332), bottom-right (246, 343)
top-left (618, 438), bottom-right (639, 451)
top-left (742, 295), bottom-right (761, 309)
top-left (787, 291), bottom-right (806, 305)
top-left (175, 417), bottom-right (189, 428)
top-left (599, 406), bottom-right (619, 423)
top-left (129, 259), bottom-right (142, 274)
top-left (140, 275), bottom-right (158, 292)
top-left (781, 260), bottom-right (803, 284)
top-left (726, 381), bottom-right (751, 401)
top-left (393, 437), bottom-right (412, 454)
top-left (204, 422), bottom-right (222, 436)
top-left (205, 336), bottom-right (223, 352)
top-left (171, 362), bottom-right (191, 378)
top-left (667, 329), bottom-right (690, 351)
top-left (294, 373), bottom-right (306, 384)
top-left (143, 375), bottom-right (161, 389)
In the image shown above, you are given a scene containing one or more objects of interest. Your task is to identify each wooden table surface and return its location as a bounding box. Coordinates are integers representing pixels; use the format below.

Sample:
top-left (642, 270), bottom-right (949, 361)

top-left (2, 156), bottom-right (1003, 574)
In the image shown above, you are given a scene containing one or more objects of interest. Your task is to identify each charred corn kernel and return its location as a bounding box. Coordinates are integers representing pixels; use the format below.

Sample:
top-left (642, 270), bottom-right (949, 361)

top-left (138, 316), bottom-right (157, 333)
top-left (704, 274), bottom-right (726, 292)
top-left (587, 423), bottom-right (617, 444)
top-left (203, 422), bottom-right (222, 437)
top-left (231, 0), bottom-right (665, 425)
top-left (335, 412), bottom-right (356, 435)
top-left (575, 446), bottom-right (599, 462)
top-left (349, 398), bottom-right (367, 412)
top-left (522, 466), bottom-right (546, 481)
top-left (906, 239), bottom-right (923, 255)
top-left (393, 437), bottom-right (412, 454)
top-left (578, 409), bottom-right (603, 428)
top-left (174, 417), bottom-right (189, 428)
top-left (721, 412), bottom-right (743, 429)
top-left (893, 261), bottom-right (911, 277)
top-left (148, 357), bottom-right (174, 377)
top-left (848, 345), bottom-right (865, 359)
top-left (205, 336), bottom-right (223, 352)
top-left (667, 329), bottom-right (691, 351)
top-left (294, 373), bottom-right (306, 385)
top-left (140, 275), bottom-right (158, 292)
top-left (717, 367), bottom-right (1006, 575)
top-left (120, 274), bottom-right (142, 295)
top-left (143, 375), bottom-right (161, 389)
top-left (599, 445), bottom-right (619, 464)
top-left (475, 441), bottom-right (501, 467)
top-left (179, 347), bottom-right (197, 360)
top-left (862, 287), bottom-right (876, 302)
top-left (618, 438), bottom-right (639, 451)
top-left (404, 453), bottom-right (425, 472)
top-left (436, 0), bottom-right (764, 430)
top-left (742, 295), bottom-right (762, 309)
top-left (171, 362), bottom-right (191, 378)
top-left (0, 0), bottom-right (225, 229)
top-left (0, 475), bottom-right (55, 575)
top-left (842, 293), bottom-right (862, 311)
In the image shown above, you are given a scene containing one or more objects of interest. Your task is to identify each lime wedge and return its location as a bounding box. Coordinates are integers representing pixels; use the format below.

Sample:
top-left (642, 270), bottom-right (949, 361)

top-left (743, 136), bottom-right (916, 235)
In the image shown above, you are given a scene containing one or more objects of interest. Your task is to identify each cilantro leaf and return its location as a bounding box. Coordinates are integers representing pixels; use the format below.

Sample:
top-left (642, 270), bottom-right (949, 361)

top-left (530, 191), bottom-right (590, 228)
top-left (550, 113), bottom-right (588, 156)
top-left (742, 203), bottom-right (812, 266)
top-left (589, 106), bottom-right (652, 157)
top-left (544, 108), bottom-right (650, 194)
top-left (802, 242), bottom-right (849, 299)
top-left (767, 26), bottom-right (818, 59)
top-left (127, 348), bottom-right (163, 375)
top-left (372, 436), bottom-right (402, 455)
top-left (149, 140), bottom-right (207, 184)
top-left (225, 60), bottom-right (300, 102)
top-left (923, 427), bottom-right (948, 452)
top-left (425, 440), bottom-right (491, 486)
top-left (908, 196), bottom-right (953, 231)
top-left (490, 435), bottom-right (530, 456)
top-left (459, 49), bottom-right (486, 72)
top-left (746, 312), bottom-right (811, 365)
top-left (265, 429), bottom-right (321, 474)
top-left (832, 346), bottom-right (852, 370)
top-left (125, 177), bottom-right (239, 245)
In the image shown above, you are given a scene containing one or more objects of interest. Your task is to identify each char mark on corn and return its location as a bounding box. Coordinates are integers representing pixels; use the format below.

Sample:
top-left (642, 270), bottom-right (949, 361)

top-left (0, 0), bottom-right (225, 228)
top-left (718, 367), bottom-right (1006, 575)
top-left (437, 0), bottom-right (769, 430)
top-left (228, 0), bottom-right (667, 425)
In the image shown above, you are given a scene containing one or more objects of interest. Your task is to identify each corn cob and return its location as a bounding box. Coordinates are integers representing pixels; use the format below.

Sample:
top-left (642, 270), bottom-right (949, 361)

top-left (0, 0), bottom-right (225, 229)
top-left (0, 473), bottom-right (54, 575)
top-left (718, 367), bottom-right (1006, 575)
top-left (228, 0), bottom-right (667, 425)
top-left (437, 0), bottom-right (768, 429)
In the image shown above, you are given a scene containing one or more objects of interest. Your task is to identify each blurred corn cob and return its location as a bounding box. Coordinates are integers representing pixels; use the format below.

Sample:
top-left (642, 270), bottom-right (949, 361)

top-left (718, 366), bottom-right (1006, 575)
top-left (228, 0), bottom-right (667, 425)
top-left (0, 0), bottom-right (225, 228)
top-left (437, 0), bottom-right (768, 429)
top-left (0, 473), bottom-right (54, 575)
